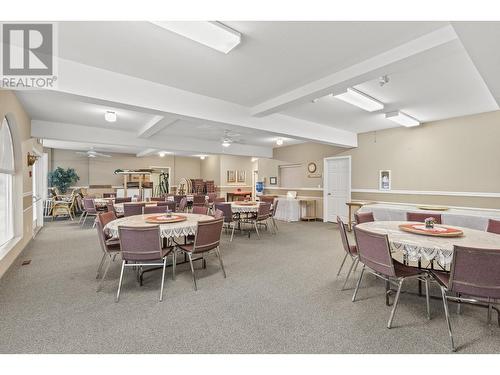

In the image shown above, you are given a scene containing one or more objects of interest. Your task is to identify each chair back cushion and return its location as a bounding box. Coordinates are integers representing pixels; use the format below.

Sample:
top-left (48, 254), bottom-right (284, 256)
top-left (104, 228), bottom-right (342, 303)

top-left (208, 193), bottom-right (217, 203)
top-left (157, 201), bottom-right (176, 211)
top-left (353, 226), bottom-right (395, 277)
top-left (337, 216), bottom-right (355, 256)
top-left (193, 206), bottom-right (209, 215)
top-left (98, 211), bottom-right (116, 227)
top-left (173, 195), bottom-right (185, 204)
top-left (178, 197), bottom-right (188, 211)
top-left (83, 198), bottom-right (96, 211)
top-left (406, 212), bottom-right (442, 224)
top-left (118, 225), bottom-right (163, 261)
top-left (215, 203), bottom-right (233, 223)
top-left (123, 203), bottom-right (144, 217)
top-left (354, 211), bottom-right (374, 224)
top-left (214, 197), bottom-right (226, 203)
top-left (257, 202), bottom-right (271, 220)
top-left (193, 194), bottom-right (206, 206)
top-left (150, 197), bottom-right (166, 202)
top-left (449, 245), bottom-right (500, 299)
top-left (213, 209), bottom-right (224, 220)
top-left (115, 197), bottom-right (132, 204)
top-left (486, 219), bottom-right (500, 235)
top-left (193, 218), bottom-right (224, 253)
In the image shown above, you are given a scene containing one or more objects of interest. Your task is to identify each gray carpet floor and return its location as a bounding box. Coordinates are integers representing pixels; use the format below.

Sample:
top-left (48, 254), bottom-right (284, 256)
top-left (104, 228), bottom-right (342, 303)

top-left (0, 218), bottom-right (499, 353)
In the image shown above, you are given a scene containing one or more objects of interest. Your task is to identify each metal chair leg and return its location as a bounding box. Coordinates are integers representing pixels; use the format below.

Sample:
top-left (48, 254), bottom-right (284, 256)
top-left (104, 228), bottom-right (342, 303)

top-left (336, 253), bottom-right (348, 276)
top-left (230, 222), bottom-right (235, 242)
top-left (188, 253), bottom-right (197, 291)
top-left (352, 264), bottom-right (365, 302)
top-left (342, 257), bottom-right (357, 290)
top-left (172, 251), bottom-right (176, 280)
top-left (487, 297), bottom-right (492, 326)
top-left (96, 253), bottom-right (107, 279)
top-left (254, 221), bottom-right (260, 239)
top-left (97, 255), bottom-right (113, 292)
top-left (425, 277), bottom-right (431, 320)
top-left (115, 260), bottom-right (125, 302)
top-left (387, 279), bottom-right (404, 328)
top-left (441, 287), bottom-right (455, 351)
top-left (216, 247), bottom-right (226, 278)
top-left (457, 292), bottom-right (462, 315)
top-left (159, 258), bottom-right (167, 302)
top-left (81, 212), bottom-right (87, 227)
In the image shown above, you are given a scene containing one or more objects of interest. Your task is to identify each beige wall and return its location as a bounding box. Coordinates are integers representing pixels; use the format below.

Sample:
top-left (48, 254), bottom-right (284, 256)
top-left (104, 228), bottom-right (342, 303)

top-left (200, 155), bottom-right (220, 183)
top-left (49, 150), bottom-right (202, 187)
top-left (338, 110), bottom-right (500, 209)
top-left (200, 155), bottom-right (254, 197)
top-left (0, 90), bottom-right (42, 279)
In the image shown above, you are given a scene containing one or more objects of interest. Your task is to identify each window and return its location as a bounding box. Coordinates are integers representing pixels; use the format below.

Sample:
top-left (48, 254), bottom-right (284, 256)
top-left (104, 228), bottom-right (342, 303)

top-left (0, 117), bottom-right (14, 246)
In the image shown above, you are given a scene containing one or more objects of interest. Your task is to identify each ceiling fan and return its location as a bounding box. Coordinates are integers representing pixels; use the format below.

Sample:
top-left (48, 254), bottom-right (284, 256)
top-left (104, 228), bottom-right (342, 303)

top-left (220, 129), bottom-right (244, 147)
top-left (76, 147), bottom-right (112, 158)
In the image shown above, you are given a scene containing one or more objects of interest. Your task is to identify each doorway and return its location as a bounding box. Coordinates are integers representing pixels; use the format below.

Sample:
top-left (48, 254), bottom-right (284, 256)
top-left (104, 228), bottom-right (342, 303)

top-left (32, 152), bottom-right (47, 236)
top-left (323, 156), bottom-right (351, 222)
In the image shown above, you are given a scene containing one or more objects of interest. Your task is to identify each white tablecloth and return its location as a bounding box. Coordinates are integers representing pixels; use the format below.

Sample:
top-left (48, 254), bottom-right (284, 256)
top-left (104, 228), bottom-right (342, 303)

top-left (357, 221), bottom-right (500, 265)
top-left (358, 203), bottom-right (500, 231)
top-left (274, 198), bottom-right (300, 222)
top-left (230, 202), bottom-right (259, 213)
top-left (104, 213), bottom-right (214, 239)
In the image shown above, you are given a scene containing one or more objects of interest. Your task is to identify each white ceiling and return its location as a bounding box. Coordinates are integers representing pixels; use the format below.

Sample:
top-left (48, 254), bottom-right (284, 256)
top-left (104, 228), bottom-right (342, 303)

top-left (19, 21), bottom-right (500, 157)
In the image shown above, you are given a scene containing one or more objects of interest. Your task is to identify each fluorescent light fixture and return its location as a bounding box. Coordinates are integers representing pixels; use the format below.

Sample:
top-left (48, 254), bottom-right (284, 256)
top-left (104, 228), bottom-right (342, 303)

top-left (334, 88), bottom-right (384, 112)
top-left (276, 138), bottom-right (284, 146)
top-left (222, 140), bottom-right (231, 147)
top-left (105, 111), bottom-right (117, 122)
top-left (151, 21), bottom-right (241, 54)
top-left (385, 111), bottom-right (420, 127)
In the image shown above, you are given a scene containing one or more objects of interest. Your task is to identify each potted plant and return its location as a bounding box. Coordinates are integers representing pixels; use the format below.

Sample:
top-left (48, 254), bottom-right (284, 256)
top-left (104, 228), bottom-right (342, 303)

top-left (48, 167), bottom-right (80, 194)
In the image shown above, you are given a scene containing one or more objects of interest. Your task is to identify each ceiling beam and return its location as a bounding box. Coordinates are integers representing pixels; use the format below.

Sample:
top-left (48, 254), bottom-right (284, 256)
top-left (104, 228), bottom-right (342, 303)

top-left (49, 57), bottom-right (358, 148)
top-left (136, 148), bottom-right (159, 157)
top-left (32, 120), bottom-right (273, 158)
top-left (137, 115), bottom-right (178, 138)
top-left (250, 25), bottom-right (459, 117)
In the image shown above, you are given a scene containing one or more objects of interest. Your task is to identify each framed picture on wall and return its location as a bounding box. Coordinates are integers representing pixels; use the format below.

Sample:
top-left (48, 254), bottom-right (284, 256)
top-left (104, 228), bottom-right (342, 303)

top-left (227, 170), bottom-right (236, 183)
top-left (237, 170), bottom-right (246, 183)
top-left (379, 170), bottom-right (391, 190)
top-left (269, 176), bottom-right (277, 185)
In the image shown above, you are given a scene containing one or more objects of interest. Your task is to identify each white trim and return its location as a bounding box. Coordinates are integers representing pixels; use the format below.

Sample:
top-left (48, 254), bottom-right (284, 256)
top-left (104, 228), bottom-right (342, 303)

top-left (0, 236), bottom-right (22, 261)
top-left (352, 188), bottom-right (500, 198)
top-left (323, 156), bottom-right (351, 223)
top-left (363, 200), bottom-right (500, 213)
top-left (23, 205), bottom-right (33, 213)
top-left (263, 187), bottom-right (323, 191)
top-left (219, 185), bottom-right (252, 188)
top-left (23, 191), bottom-right (33, 197)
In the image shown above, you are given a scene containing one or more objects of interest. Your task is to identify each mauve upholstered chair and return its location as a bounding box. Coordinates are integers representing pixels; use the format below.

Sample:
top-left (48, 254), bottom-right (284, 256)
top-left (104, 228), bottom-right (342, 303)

top-left (174, 218), bottom-right (225, 291)
top-left (144, 205), bottom-right (172, 214)
top-left (193, 206), bottom-right (209, 215)
top-left (337, 216), bottom-right (359, 290)
top-left (215, 202), bottom-right (237, 242)
top-left (150, 197), bottom-right (166, 202)
top-left (213, 209), bottom-right (224, 220)
top-left (271, 199), bottom-right (279, 232)
top-left (192, 194), bottom-right (206, 207)
top-left (81, 198), bottom-right (98, 228)
top-left (431, 245), bottom-right (500, 351)
top-left (95, 212), bottom-right (120, 292)
top-left (214, 197), bottom-right (226, 203)
top-left (116, 225), bottom-right (174, 302)
top-left (486, 219), bottom-right (500, 235)
top-left (354, 211), bottom-right (374, 225)
top-left (352, 225), bottom-right (430, 328)
top-left (177, 197), bottom-right (188, 212)
top-left (123, 203), bottom-right (145, 217)
top-left (248, 202), bottom-right (273, 238)
top-left (157, 201), bottom-right (176, 212)
top-left (107, 201), bottom-right (123, 218)
top-left (406, 212), bottom-right (442, 224)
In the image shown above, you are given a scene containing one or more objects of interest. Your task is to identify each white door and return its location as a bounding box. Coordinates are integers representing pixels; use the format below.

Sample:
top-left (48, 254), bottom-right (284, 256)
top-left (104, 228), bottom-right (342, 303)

top-left (323, 156), bottom-right (351, 222)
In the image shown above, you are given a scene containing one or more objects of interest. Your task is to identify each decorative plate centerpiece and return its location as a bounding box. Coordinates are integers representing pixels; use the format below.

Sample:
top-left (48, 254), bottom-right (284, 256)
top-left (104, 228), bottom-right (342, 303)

top-left (145, 214), bottom-right (187, 224)
top-left (398, 223), bottom-right (463, 237)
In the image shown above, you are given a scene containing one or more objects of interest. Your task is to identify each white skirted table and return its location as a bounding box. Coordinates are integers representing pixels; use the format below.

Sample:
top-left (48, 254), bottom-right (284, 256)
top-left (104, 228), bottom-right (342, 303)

top-left (357, 221), bottom-right (500, 266)
top-left (274, 198), bottom-right (301, 222)
top-left (104, 213), bottom-right (214, 239)
top-left (357, 203), bottom-right (500, 231)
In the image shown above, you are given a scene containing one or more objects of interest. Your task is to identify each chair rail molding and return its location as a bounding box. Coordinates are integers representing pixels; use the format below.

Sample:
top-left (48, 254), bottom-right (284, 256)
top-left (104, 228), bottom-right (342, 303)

top-left (352, 188), bottom-right (500, 198)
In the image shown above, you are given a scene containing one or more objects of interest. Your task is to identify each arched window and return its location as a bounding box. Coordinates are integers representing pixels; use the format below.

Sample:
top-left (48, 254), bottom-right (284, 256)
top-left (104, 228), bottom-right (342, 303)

top-left (0, 116), bottom-right (15, 246)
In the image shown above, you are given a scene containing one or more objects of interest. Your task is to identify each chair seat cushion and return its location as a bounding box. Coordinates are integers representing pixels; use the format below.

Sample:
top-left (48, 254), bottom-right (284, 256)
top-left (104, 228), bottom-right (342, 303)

top-left (176, 243), bottom-right (194, 253)
top-left (431, 270), bottom-right (450, 287)
top-left (106, 242), bottom-right (121, 252)
top-left (393, 260), bottom-right (423, 278)
top-left (161, 247), bottom-right (173, 258)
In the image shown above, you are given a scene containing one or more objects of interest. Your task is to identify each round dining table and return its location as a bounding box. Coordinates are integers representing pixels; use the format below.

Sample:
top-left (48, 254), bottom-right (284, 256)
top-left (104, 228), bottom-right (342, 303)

top-left (104, 213), bottom-right (214, 239)
top-left (230, 201), bottom-right (260, 214)
top-left (112, 201), bottom-right (160, 215)
top-left (357, 221), bottom-right (500, 266)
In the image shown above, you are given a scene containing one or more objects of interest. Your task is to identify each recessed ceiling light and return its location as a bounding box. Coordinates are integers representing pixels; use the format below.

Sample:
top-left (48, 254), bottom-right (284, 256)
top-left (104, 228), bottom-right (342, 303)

top-left (222, 139), bottom-right (231, 147)
top-left (385, 111), bottom-right (420, 127)
top-left (276, 138), bottom-right (284, 146)
top-left (151, 21), bottom-right (241, 54)
top-left (104, 111), bottom-right (117, 122)
top-left (200, 155), bottom-right (206, 160)
top-left (158, 151), bottom-right (167, 157)
top-left (334, 88), bottom-right (384, 112)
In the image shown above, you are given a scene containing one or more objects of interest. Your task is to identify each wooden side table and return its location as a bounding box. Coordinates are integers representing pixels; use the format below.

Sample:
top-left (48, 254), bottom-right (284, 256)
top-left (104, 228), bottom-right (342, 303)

top-left (345, 201), bottom-right (372, 231)
top-left (300, 199), bottom-right (317, 221)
